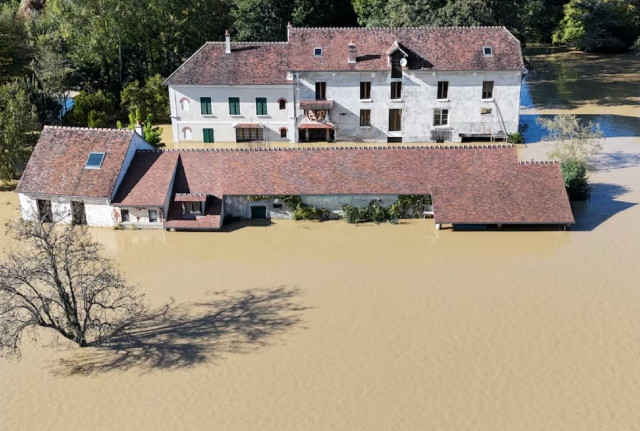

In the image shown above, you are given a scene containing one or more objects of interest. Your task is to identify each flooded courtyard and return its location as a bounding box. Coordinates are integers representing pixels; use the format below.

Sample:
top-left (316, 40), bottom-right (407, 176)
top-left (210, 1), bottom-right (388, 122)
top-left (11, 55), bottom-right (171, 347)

top-left (1, 48), bottom-right (640, 430)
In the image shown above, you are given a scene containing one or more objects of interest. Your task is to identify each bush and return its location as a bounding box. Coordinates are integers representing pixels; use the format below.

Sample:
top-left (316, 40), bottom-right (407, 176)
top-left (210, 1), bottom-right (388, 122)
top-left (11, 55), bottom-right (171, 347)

top-left (561, 159), bottom-right (590, 201)
top-left (508, 132), bottom-right (524, 144)
top-left (343, 200), bottom-right (391, 224)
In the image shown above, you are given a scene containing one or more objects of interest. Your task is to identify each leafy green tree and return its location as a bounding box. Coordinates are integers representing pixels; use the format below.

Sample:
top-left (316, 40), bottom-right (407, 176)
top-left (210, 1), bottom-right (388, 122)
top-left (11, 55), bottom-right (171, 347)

top-left (0, 3), bottom-right (32, 83)
top-left (120, 74), bottom-right (170, 125)
top-left (127, 111), bottom-right (164, 148)
top-left (537, 114), bottom-right (605, 164)
top-left (352, 0), bottom-right (388, 26)
top-left (0, 78), bottom-right (41, 182)
top-left (63, 90), bottom-right (115, 127)
top-left (232, 0), bottom-right (294, 41)
top-left (553, 0), bottom-right (640, 52)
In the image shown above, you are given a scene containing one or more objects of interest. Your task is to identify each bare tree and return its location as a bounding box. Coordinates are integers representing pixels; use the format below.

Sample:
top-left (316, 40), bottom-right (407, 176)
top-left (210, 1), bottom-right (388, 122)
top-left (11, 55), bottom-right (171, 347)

top-left (0, 218), bottom-right (146, 359)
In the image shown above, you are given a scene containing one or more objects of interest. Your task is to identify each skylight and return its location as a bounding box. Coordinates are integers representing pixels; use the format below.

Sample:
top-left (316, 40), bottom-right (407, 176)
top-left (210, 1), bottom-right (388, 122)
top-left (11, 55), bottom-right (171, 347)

top-left (85, 152), bottom-right (105, 169)
top-left (314, 47), bottom-right (323, 57)
top-left (483, 46), bottom-right (493, 56)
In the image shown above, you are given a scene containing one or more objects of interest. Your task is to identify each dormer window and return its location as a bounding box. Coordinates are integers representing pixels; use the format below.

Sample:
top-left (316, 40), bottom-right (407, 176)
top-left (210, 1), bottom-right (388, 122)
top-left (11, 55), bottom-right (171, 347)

top-left (483, 46), bottom-right (493, 56)
top-left (85, 152), bottom-right (105, 169)
top-left (314, 47), bottom-right (323, 57)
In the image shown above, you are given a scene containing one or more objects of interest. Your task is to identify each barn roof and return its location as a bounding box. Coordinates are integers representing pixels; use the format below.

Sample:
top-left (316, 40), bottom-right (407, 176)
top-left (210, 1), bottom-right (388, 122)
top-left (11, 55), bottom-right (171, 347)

top-left (116, 145), bottom-right (573, 226)
top-left (17, 126), bottom-right (137, 199)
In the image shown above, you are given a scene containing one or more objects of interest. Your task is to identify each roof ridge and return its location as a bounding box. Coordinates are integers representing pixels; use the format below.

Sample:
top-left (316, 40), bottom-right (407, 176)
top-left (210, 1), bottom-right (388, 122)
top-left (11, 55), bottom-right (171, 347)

top-left (519, 160), bottom-right (558, 164)
top-left (153, 144), bottom-right (513, 154)
top-left (44, 125), bottom-right (133, 133)
top-left (290, 26), bottom-right (507, 31)
top-left (206, 41), bottom-right (288, 45)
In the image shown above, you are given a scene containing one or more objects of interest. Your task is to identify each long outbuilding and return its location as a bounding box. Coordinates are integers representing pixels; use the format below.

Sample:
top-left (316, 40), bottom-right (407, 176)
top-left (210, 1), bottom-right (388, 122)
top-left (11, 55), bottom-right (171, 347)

top-left (17, 126), bottom-right (574, 230)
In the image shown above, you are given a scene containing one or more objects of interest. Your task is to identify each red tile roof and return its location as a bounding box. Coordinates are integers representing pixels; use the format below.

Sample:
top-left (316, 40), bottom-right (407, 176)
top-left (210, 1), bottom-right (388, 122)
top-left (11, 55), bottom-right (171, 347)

top-left (166, 146), bottom-right (573, 225)
top-left (163, 42), bottom-right (290, 86)
top-left (288, 27), bottom-right (524, 72)
top-left (163, 27), bottom-right (523, 86)
top-left (111, 151), bottom-right (179, 207)
top-left (17, 126), bottom-right (136, 199)
top-left (298, 123), bottom-right (335, 129)
top-left (174, 193), bottom-right (208, 202)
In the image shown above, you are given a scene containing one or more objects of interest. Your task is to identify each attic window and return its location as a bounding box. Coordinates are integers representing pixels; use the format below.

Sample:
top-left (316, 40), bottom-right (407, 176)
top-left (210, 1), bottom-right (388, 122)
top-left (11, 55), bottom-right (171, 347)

top-left (483, 46), bottom-right (493, 56)
top-left (85, 152), bottom-right (105, 169)
top-left (313, 47), bottom-right (323, 57)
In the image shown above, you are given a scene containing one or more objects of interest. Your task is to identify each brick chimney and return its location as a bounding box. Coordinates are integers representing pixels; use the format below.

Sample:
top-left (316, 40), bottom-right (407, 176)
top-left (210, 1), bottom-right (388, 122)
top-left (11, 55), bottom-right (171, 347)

top-left (225, 30), bottom-right (231, 54)
top-left (348, 41), bottom-right (357, 64)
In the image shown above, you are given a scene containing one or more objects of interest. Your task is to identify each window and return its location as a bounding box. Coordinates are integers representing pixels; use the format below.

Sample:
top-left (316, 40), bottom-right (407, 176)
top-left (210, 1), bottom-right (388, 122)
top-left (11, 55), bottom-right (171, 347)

top-left (236, 128), bottom-right (264, 142)
top-left (228, 97), bottom-right (240, 115)
top-left (391, 82), bottom-right (402, 100)
top-left (433, 109), bottom-right (449, 126)
top-left (200, 97), bottom-right (212, 115)
top-left (483, 46), bottom-right (493, 56)
top-left (183, 202), bottom-right (201, 215)
top-left (203, 128), bottom-right (214, 143)
top-left (315, 82), bottom-right (326, 100)
top-left (85, 152), bottom-right (105, 169)
top-left (360, 109), bottom-right (371, 127)
top-left (182, 127), bottom-right (192, 140)
top-left (37, 199), bottom-right (52, 223)
top-left (280, 128), bottom-right (288, 138)
top-left (314, 47), bottom-right (323, 57)
top-left (279, 99), bottom-right (287, 110)
top-left (180, 98), bottom-right (190, 111)
top-left (437, 81), bottom-right (449, 100)
top-left (148, 210), bottom-right (158, 223)
top-left (121, 209), bottom-right (130, 222)
top-left (256, 97), bottom-right (267, 115)
top-left (389, 109), bottom-right (402, 131)
top-left (391, 57), bottom-right (402, 78)
top-left (360, 82), bottom-right (371, 100)
top-left (482, 81), bottom-right (494, 99)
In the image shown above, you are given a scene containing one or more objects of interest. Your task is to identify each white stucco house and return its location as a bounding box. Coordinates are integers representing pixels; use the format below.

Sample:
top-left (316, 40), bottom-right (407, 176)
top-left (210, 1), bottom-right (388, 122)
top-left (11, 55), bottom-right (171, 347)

top-left (163, 26), bottom-right (524, 144)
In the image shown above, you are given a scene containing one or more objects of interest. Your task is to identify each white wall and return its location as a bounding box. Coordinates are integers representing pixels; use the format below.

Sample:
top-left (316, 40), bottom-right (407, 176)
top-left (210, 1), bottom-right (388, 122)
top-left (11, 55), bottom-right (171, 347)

top-left (296, 70), bottom-right (521, 143)
top-left (169, 85), bottom-right (296, 144)
top-left (19, 193), bottom-right (115, 227)
top-left (114, 206), bottom-right (164, 228)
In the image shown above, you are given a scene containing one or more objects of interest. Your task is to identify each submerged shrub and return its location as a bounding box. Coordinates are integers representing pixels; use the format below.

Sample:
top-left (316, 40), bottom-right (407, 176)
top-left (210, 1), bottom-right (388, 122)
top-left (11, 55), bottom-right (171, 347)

top-left (561, 159), bottom-right (590, 200)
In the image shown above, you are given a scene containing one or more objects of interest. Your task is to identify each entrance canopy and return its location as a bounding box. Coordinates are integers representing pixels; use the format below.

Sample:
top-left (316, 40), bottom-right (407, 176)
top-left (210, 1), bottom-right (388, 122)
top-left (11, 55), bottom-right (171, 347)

top-left (299, 100), bottom-right (334, 110)
top-left (233, 123), bottom-right (262, 129)
top-left (298, 123), bottom-right (335, 130)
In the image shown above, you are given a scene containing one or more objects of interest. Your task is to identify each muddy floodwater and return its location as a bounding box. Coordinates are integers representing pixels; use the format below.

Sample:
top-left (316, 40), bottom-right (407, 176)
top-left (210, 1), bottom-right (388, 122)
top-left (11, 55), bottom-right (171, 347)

top-left (2, 48), bottom-right (640, 430)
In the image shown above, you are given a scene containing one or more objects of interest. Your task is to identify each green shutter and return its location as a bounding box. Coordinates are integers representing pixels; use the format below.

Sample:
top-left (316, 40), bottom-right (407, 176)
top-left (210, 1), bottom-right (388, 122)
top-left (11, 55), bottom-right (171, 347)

top-left (200, 97), bottom-right (211, 115)
top-left (256, 97), bottom-right (267, 115)
top-left (203, 128), bottom-right (214, 143)
top-left (229, 97), bottom-right (240, 115)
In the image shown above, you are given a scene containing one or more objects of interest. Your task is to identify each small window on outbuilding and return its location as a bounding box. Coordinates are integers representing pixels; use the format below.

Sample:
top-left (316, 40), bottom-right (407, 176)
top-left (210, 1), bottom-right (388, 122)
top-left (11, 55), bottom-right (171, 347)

top-left (483, 46), bottom-right (493, 56)
top-left (148, 210), bottom-right (158, 223)
top-left (121, 209), bottom-right (130, 222)
top-left (85, 152), bottom-right (105, 169)
top-left (314, 47), bottom-right (323, 57)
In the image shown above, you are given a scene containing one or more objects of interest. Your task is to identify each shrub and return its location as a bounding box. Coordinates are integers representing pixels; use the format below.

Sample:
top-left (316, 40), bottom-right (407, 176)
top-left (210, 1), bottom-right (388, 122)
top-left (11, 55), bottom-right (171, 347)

top-left (508, 132), bottom-right (524, 144)
top-left (63, 90), bottom-right (114, 127)
top-left (561, 159), bottom-right (590, 201)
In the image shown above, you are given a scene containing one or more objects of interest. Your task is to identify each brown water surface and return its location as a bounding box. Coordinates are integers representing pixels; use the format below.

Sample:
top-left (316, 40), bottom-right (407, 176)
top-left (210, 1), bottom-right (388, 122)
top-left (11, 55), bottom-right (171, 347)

top-left (2, 49), bottom-right (640, 430)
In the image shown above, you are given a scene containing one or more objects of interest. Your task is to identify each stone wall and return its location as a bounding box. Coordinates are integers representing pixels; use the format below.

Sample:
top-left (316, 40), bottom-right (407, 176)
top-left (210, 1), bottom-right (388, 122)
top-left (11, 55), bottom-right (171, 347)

top-left (224, 195), bottom-right (399, 219)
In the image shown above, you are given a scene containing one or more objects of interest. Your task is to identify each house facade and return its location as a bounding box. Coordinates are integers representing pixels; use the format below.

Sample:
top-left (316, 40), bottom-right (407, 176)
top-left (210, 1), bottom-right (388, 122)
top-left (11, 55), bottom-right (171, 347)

top-left (164, 26), bottom-right (524, 144)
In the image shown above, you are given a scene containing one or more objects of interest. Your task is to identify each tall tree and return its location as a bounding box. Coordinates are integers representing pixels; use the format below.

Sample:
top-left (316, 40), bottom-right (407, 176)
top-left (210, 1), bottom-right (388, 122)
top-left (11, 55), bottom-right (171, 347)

top-left (0, 219), bottom-right (147, 359)
top-left (0, 3), bottom-right (32, 83)
top-left (0, 78), bottom-right (40, 182)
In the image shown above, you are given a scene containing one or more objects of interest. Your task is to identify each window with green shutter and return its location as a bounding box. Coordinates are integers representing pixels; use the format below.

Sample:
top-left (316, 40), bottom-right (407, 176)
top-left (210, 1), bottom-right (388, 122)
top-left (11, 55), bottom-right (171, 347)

top-left (256, 97), bottom-right (267, 115)
top-left (200, 97), bottom-right (212, 115)
top-left (229, 97), bottom-right (240, 115)
top-left (203, 128), bottom-right (214, 143)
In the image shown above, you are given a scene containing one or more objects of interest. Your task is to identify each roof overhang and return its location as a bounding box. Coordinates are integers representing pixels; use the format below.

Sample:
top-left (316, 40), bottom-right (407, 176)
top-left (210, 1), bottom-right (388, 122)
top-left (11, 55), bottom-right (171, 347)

top-left (300, 99), bottom-right (334, 110)
top-left (233, 123), bottom-right (263, 129)
top-left (174, 193), bottom-right (208, 202)
top-left (298, 123), bottom-right (335, 130)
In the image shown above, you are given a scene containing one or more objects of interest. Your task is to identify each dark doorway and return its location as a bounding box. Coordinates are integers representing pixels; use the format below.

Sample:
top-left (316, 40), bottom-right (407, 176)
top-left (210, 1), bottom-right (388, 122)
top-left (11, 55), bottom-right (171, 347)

top-left (37, 199), bottom-right (52, 223)
top-left (251, 206), bottom-right (267, 219)
top-left (71, 201), bottom-right (87, 225)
